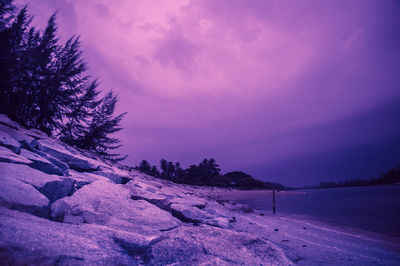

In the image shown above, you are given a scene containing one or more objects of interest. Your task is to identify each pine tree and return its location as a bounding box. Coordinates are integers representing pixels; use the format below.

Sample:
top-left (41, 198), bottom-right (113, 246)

top-left (60, 80), bottom-right (100, 146)
top-left (0, 0), bottom-right (15, 30)
top-left (0, 6), bottom-right (31, 119)
top-left (32, 16), bottom-right (86, 134)
top-left (81, 91), bottom-right (127, 162)
top-left (137, 160), bottom-right (151, 173)
top-left (0, 2), bottom-right (127, 161)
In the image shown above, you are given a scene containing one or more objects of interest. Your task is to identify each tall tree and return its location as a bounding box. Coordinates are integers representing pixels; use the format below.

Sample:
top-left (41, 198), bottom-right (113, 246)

top-left (0, 2), bottom-right (127, 161)
top-left (0, 6), bottom-right (30, 119)
top-left (0, 0), bottom-right (15, 30)
top-left (136, 160), bottom-right (160, 177)
top-left (60, 80), bottom-right (100, 146)
top-left (80, 91), bottom-right (127, 162)
top-left (32, 17), bottom-right (86, 134)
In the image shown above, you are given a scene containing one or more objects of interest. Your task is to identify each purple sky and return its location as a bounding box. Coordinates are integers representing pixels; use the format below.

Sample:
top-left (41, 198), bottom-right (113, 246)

top-left (16, 0), bottom-right (400, 186)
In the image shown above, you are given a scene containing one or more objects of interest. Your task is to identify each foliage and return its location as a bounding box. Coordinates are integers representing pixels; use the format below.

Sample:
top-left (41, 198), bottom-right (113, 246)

top-left (134, 158), bottom-right (286, 190)
top-left (317, 165), bottom-right (400, 189)
top-left (78, 91), bottom-right (127, 162)
top-left (0, 1), bottom-right (126, 161)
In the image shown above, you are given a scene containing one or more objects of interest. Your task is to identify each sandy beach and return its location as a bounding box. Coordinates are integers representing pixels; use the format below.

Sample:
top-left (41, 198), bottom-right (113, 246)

top-left (213, 189), bottom-right (400, 265)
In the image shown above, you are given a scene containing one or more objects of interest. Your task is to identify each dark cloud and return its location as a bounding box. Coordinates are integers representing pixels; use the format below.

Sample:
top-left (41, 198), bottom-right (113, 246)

top-left (13, 0), bottom-right (400, 186)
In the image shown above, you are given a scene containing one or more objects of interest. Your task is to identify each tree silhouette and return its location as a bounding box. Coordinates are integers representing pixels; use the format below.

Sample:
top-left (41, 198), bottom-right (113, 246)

top-left (80, 91), bottom-right (126, 162)
top-left (135, 160), bottom-right (160, 177)
top-left (0, 1), bottom-right (127, 161)
top-left (60, 80), bottom-right (100, 146)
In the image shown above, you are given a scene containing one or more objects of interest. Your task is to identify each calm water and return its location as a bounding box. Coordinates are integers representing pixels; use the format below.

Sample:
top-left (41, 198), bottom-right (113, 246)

top-left (232, 184), bottom-right (400, 236)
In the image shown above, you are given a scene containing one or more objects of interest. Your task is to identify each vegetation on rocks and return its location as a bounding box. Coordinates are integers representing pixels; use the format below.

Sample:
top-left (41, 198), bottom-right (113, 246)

top-left (0, 0), bottom-right (125, 162)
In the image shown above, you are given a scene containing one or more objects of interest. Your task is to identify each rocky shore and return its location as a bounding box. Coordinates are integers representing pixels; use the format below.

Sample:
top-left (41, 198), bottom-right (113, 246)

top-left (1, 114), bottom-right (399, 265)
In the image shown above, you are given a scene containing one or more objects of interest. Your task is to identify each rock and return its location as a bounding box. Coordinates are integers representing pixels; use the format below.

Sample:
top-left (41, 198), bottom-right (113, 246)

top-left (25, 128), bottom-right (48, 139)
top-left (20, 149), bottom-right (66, 176)
top-left (170, 203), bottom-right (208, 223)
top-left (126, 180), bottom-right (169, 206)
top-left (0, 130), bottom-right (21, 153)
top-left (170, 195), bottom-right (207, 206)
top-left (31, 149), bottom-right (70, 176)
top-left (0, 146), bottom-right (31, 164)
top-left (51, 180), bottom-right (181, 234)
top-left (68, 169), bottom-right (109, 187)
top-left (0, 163), bottom-right (75, 203)
top-left (0, 124), bottom-right (36, 148)
top-left (205, 217), bottom-right (231, 228)
top-left (38, 178), bottom-right (75, 202)
top-left (203, 201), bottom-right (234, 219)
top-left (0, 207), bottom-right (153, 265)
top-left (93, 170), bottom-right (131, 184)
top-left (148, 225), bottom-right (291, 265)
top-left (36, 139), bottom-right (103, 172)
top-left (0, 170), bottom-right (49, 217)
top-left (0, 114), bottom-right (19, 129)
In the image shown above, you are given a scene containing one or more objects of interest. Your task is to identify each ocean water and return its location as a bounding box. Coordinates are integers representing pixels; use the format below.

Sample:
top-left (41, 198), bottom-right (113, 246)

top-left (230, 184), bottom-right (400, 236)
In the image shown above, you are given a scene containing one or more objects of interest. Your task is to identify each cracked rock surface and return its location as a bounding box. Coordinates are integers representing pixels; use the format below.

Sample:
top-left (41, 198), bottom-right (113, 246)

top-left (2, 114), bottom-right (397, 265)
top-left (0, 114), bottom-right (291, 265)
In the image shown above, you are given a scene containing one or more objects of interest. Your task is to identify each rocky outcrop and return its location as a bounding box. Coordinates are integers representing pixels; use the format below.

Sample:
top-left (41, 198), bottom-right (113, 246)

top-left (0, 114), bottom-right (291, 265)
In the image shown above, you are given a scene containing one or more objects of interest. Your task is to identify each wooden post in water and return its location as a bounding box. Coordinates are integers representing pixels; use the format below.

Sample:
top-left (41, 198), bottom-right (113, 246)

top-left (272, 188), bottom-right (276, 215)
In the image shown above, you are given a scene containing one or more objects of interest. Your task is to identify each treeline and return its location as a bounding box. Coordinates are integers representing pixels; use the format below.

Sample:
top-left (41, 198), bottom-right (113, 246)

top-left (318, 165), bottom-right (400, 189)
top-left (135, 158), bottom-right (286, 190)
top-left (0, 1), bottom-right (125, 161)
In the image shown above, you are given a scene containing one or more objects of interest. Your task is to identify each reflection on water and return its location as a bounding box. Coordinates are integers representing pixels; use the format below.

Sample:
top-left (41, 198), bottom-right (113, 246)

top-left (229, 185), bottom-right (400, 236)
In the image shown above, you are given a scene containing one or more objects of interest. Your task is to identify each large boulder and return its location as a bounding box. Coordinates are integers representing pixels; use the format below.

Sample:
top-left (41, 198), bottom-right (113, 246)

top-left (125, 179), bottom-right (170, 207)
top-left (0, 114), bottom-right (19, 130)
top-left (36, 139), bottom-right (105, 172)
top-left (0, 124), bottom-right (36, 148)
top-left (170, 203), bottom-right (208, 223)
top-left (0, 171), bottom-right (49, 217)
top-left (93, 168), bottom-right (131, 184)
top-left (0, 162), bottom-right (75, 203)
top-left (20, 149), bottom-right (66, 176)
top-left (0, 130), bottom-right (21, 153)
top-left (51, 180), bottom-right (181, 234)
top-left (0, 146), bottom-right (31, 164)
top-left (148, 225), bottom-right (291, 265)
top-left (126, 179), bottom-right (234, 227)
top-left (0, 207), bottom-right (154, 265)
top-left (31, 149), bottom-right (70, 176)
top-left (68, 169), bottom-right (109, 188)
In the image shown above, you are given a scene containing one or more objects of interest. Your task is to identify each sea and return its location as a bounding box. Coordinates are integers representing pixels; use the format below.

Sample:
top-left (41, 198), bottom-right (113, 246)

top-left (227, 184), bottom-right (400, 237)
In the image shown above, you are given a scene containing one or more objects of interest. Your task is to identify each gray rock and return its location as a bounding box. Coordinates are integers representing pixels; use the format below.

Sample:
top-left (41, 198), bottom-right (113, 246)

top-left (170, 203), bottom-right (208, 223)
top-left (38, 178), bottom-right (75, 202)
top-left (37, 139), bottom-right (102, 172)
top-left (0, 114), bottom-right (295, 265)
top-left (0, 207), bottom-right (153, 265)
top-left (93, 170), bottom-right (131, 184)
top-left (0, 163), bottom-right (74, 203)
top-left (68, 169), bottom-right (109, 188)
top-left (51, 180), bottom-right (181, 234)
top-left (0, 114), bottom-right (19, 129)
top-left (0, 146), bottom-right (31, 164)
top-left (204, 217), bottom-right (231, 228)
top-left (0, 130), bottom-right (21, 153)
top-left (32, 149), bottom-right (70, 175)
top-left (20, 149), bottom-right (66, 176)
top-left (0, 169), bottom-right (49, 217)
top-left (0, 124), bottom-right (36, 148)
top-left (148, 225), bottom-right (291, 265)
top-left (25, 128), bottom-right (48, 139)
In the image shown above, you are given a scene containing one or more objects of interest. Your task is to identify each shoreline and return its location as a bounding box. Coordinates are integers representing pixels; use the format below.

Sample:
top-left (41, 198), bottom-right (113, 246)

top-left (1, 113), bottom-right (399, 265)
top-left (213, 187), bottom-right (400, 250)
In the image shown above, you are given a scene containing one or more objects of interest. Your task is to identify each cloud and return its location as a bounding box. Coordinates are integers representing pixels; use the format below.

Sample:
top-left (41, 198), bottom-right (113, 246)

top-left (14, 0), bottom-right (400, 185)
